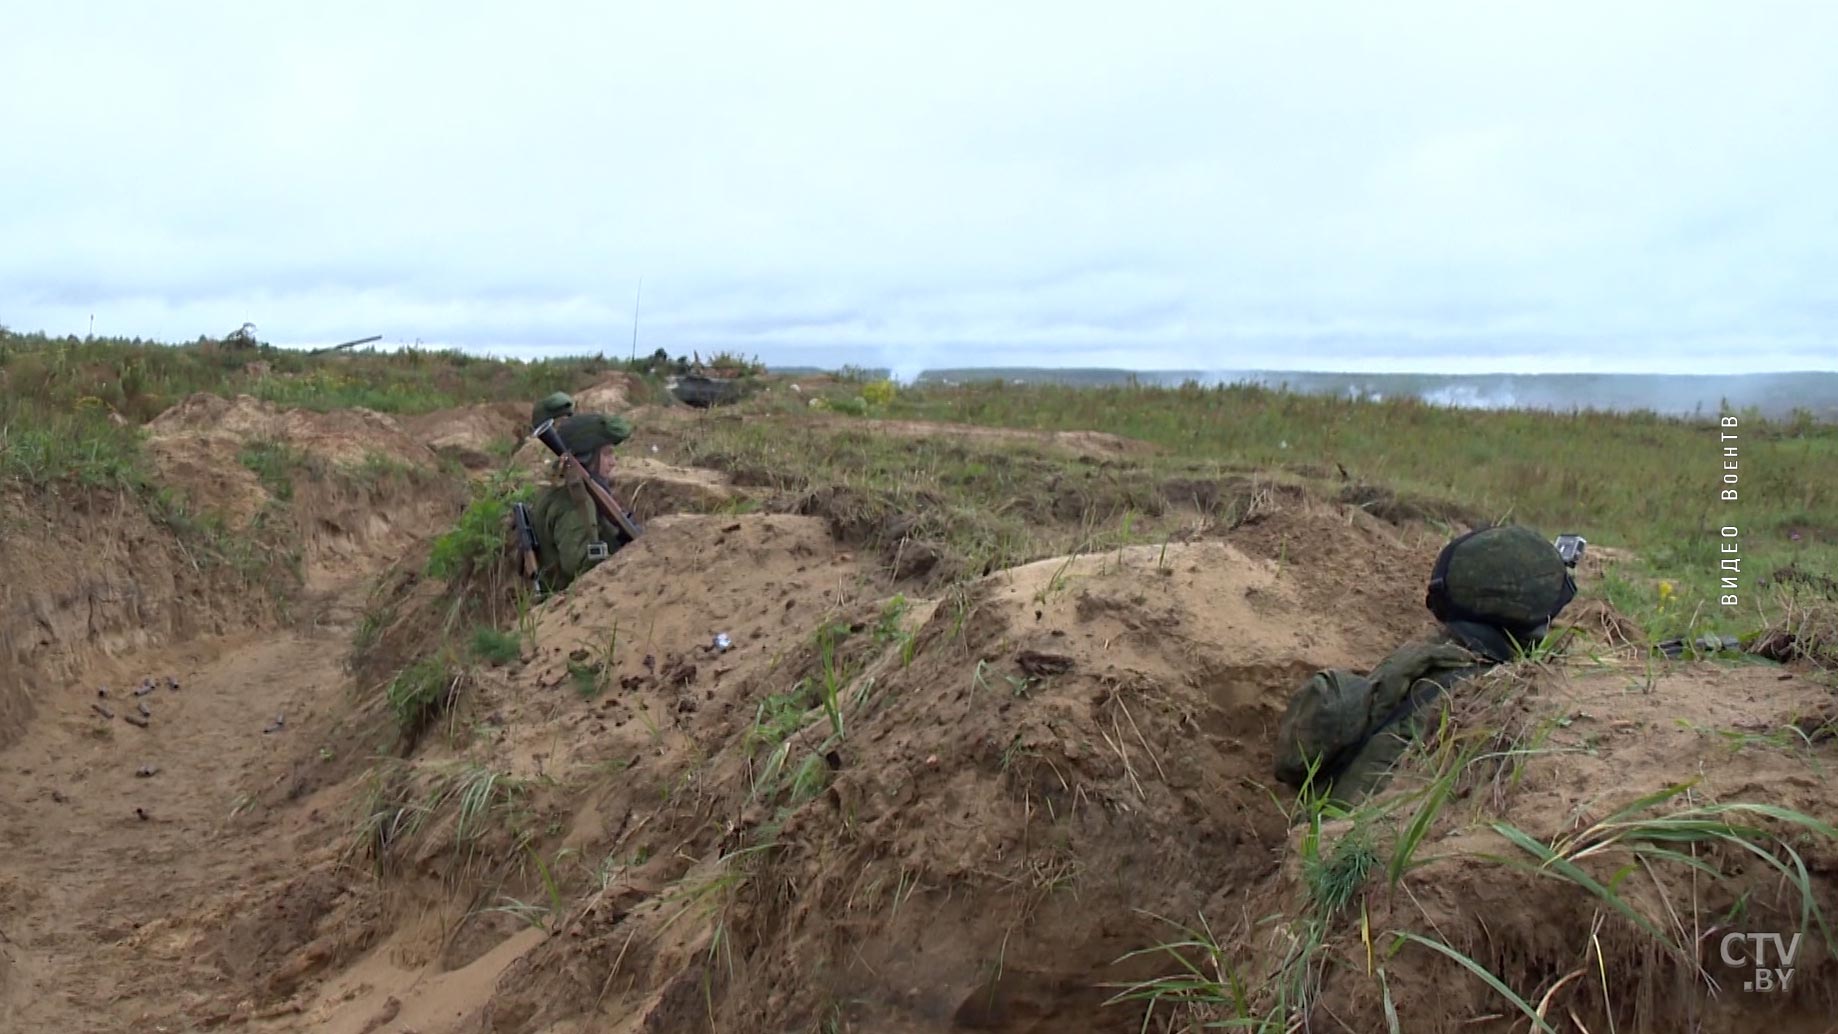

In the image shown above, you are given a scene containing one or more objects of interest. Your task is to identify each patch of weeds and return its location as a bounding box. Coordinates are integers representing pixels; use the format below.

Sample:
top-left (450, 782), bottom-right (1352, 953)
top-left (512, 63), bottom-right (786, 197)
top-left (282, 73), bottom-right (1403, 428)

top-left (352, 601), bottom-right (397, 659)
top-left (143, 486), bottom-right (293, 591)
top-left (1110, 764), bottom-right (1390, 1030)
top-left (1676, 718), bottom-right (1820, 762)
top-left (746, 617), bottom-right (858, 803)
top-left (1384, 932), bottom-right (1555, 1033)
top-left (716, 496), bottom-right (762, 516)
top-left (238, 438), bottom-right (315, 501)
top-left (1031, 552), bottom-right (1081, 608)
top-left (350, 759), bottom-right (530, 874)
top-left (873, 594), bottom-right (918, 666)
top-left (1510, 627), bottom-right (1567, 663)
top-left (482, 844), bottom-right (570, 931)
top-left (1303, 819), bottom-right (1378, 918)
top-left (0, 407), bottom-right (147, 490)
top-left (568, 622), bottom-right (622, 699)
top-left (348, 451), bottom-right (422, 488)
top-left (748, 689), bottom-right (815, 754)
top-left (387, 656), bottom-right (460, 743)
top-left (873, 594), bottom-right (908, 639)
top-left (1479, 780), bottom-right (1838, 962)
top-left (470, 625), bottom-right (521, 666)
top-left (1107, 909), bottom-right (1329, 1033)
top-left (568, 660), bottom-right (601, 699)
top-left (787, 751), bottom-right (832, 805)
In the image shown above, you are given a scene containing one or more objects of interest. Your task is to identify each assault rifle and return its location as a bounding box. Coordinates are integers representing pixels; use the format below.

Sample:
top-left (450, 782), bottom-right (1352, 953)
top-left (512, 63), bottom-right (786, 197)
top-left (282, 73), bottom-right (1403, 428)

top-left (510, 501), bottom-right (545, 595)
top-left (1655, 633), bottom-right (1744, 659)
top-left (531, 419), bottom-right (644, 542)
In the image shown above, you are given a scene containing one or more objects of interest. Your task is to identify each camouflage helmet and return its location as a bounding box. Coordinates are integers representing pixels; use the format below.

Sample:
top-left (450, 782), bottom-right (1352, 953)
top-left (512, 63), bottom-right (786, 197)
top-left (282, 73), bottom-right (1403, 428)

top-left (556, 412), bottom-right (633, 460)
top-left (1426, 524), bottom-right (1576, 639)
top-left (532, 392), bottom-right (575, 429)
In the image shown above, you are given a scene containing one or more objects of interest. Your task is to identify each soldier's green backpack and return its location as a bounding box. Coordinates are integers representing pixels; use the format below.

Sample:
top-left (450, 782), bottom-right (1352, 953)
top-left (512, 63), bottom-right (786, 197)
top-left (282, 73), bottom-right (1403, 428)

top-left (1273, 640), bottom-right (1482, 799)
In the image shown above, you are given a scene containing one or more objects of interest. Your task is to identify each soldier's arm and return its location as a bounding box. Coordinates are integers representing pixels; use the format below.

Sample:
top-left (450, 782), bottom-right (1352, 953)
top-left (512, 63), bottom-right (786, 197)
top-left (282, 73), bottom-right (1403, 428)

top-left (551, 497), bottom-right (608, 579)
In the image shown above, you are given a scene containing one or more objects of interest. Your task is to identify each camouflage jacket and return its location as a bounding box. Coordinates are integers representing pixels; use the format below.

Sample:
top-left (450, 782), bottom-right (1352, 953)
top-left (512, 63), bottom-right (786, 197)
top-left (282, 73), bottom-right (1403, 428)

top-left (530, 478), bottom-right (631, 592)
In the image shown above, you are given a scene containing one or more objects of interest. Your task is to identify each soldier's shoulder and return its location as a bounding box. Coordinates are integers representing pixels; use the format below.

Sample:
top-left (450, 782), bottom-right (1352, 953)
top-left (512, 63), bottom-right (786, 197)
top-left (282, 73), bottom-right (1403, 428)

top-left (528, 482), bottom-right (568, 514)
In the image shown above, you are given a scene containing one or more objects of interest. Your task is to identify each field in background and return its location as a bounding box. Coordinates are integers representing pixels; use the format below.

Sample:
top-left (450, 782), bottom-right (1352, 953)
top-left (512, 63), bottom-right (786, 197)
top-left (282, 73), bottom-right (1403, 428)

top-left (786, 364), bottom-right (1838, 422)
top-left (4, 330), bottom-right (1832, 642)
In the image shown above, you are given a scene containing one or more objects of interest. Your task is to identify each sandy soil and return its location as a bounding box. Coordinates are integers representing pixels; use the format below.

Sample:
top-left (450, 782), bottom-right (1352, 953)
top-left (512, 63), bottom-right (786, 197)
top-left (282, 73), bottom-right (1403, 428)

top-left (0, 588), bottom-right (370, 1033)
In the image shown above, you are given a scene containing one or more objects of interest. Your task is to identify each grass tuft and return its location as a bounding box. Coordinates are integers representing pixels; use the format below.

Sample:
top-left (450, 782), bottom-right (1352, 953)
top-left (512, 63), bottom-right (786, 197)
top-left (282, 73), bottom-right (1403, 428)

top-left (386, 656), bottom-right (461, 743)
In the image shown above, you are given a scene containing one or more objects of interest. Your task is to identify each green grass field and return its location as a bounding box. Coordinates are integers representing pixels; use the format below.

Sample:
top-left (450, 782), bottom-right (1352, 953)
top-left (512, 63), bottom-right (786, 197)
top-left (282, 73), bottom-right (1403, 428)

top-left (4, 331), bottom-right (1832, 645)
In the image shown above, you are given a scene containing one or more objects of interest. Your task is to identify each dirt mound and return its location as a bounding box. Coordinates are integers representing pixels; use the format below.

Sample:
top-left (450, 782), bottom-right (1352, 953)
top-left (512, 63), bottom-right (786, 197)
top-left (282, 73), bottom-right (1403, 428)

top-left (1337, 481), bottom-right (1486, 527)
top-left (404, 403), bottom-right (526, 472)
top-left (165, 514), bottom-right (886, 1028)
top-left (381, 536), bottom-right (1410, 1034)
top-left (1219, 496), bottom-right (1453, 646)
top-left (618, 457), bottom-right (747, 519)
top-left (147, 393), bottom-right (436, 469)
top-left (292, 507), bottom-right (1825, 1034)
top-left (682, 542), bottom-right (1398, 1033)
top-left (573, 373), bottom-right (643, 414)
top-left (469, 513), bottom-right (877, 777)
top-left (144, 394), bottom-right (466, 590)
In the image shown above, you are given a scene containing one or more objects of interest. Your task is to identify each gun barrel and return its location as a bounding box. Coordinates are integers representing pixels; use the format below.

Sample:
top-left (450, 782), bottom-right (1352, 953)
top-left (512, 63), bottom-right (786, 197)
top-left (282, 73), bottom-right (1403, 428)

top-left (512, 502), bottom-right (537, 548)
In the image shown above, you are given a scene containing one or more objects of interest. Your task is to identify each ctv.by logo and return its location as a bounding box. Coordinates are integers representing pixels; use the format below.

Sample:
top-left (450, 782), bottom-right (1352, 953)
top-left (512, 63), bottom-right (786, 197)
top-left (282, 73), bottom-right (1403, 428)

top-left (1719, 931), bottom-right (1800, 992)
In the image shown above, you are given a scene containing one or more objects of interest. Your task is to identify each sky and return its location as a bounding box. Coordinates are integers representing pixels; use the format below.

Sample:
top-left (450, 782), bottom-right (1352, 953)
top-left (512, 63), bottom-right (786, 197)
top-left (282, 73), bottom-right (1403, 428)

top-left (3, 2), bottom-right (1836, 375)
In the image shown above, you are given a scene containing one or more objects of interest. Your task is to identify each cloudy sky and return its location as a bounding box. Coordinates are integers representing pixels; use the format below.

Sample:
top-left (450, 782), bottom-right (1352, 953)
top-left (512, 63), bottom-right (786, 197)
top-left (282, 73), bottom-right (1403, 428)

top-left (3, 2), bottom-right (1835, 374)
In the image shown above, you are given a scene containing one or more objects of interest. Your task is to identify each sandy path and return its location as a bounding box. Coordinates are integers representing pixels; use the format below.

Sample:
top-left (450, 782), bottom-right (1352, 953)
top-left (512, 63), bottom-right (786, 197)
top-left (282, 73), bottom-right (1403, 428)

top-left (0, 590), bottom-right (363, 1034)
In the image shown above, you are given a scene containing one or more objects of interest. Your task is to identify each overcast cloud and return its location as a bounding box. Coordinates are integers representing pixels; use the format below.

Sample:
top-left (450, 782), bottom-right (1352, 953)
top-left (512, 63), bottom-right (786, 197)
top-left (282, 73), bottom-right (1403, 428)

top-left (3, 1), bottom-right (1836, 373)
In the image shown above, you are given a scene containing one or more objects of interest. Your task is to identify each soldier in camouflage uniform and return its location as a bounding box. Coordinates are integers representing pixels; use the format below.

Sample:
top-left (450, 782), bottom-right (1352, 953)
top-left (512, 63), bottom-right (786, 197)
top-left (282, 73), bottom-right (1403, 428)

top-left (1274, 524), bottom-right (1577, 808)
top-left (531, 412), bottom-right (635, 591)
top-left (531, 392), bottom-right (575, 431)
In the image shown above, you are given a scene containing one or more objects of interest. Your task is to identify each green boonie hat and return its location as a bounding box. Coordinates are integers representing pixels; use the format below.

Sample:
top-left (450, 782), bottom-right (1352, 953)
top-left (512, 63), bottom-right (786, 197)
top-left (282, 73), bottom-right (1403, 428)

top-left (556, 412), bottom-right (633, 458)
top-left (1426, 524), bottom-right (1576, 638)
top-left (532, 392), bottom-right (575, 428)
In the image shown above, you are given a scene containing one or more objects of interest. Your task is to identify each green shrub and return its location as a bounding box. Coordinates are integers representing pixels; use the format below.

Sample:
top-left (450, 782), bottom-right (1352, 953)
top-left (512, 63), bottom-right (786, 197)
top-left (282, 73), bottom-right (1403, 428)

top-left (862, 379), bottom-right (896, 407)
top-left (427, 470), bottom-right (535, 581)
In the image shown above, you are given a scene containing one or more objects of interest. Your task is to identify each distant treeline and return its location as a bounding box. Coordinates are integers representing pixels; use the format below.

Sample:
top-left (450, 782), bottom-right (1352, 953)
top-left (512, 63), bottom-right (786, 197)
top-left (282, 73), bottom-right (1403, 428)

top-left (784, 365), bottom-right (1838, 422)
